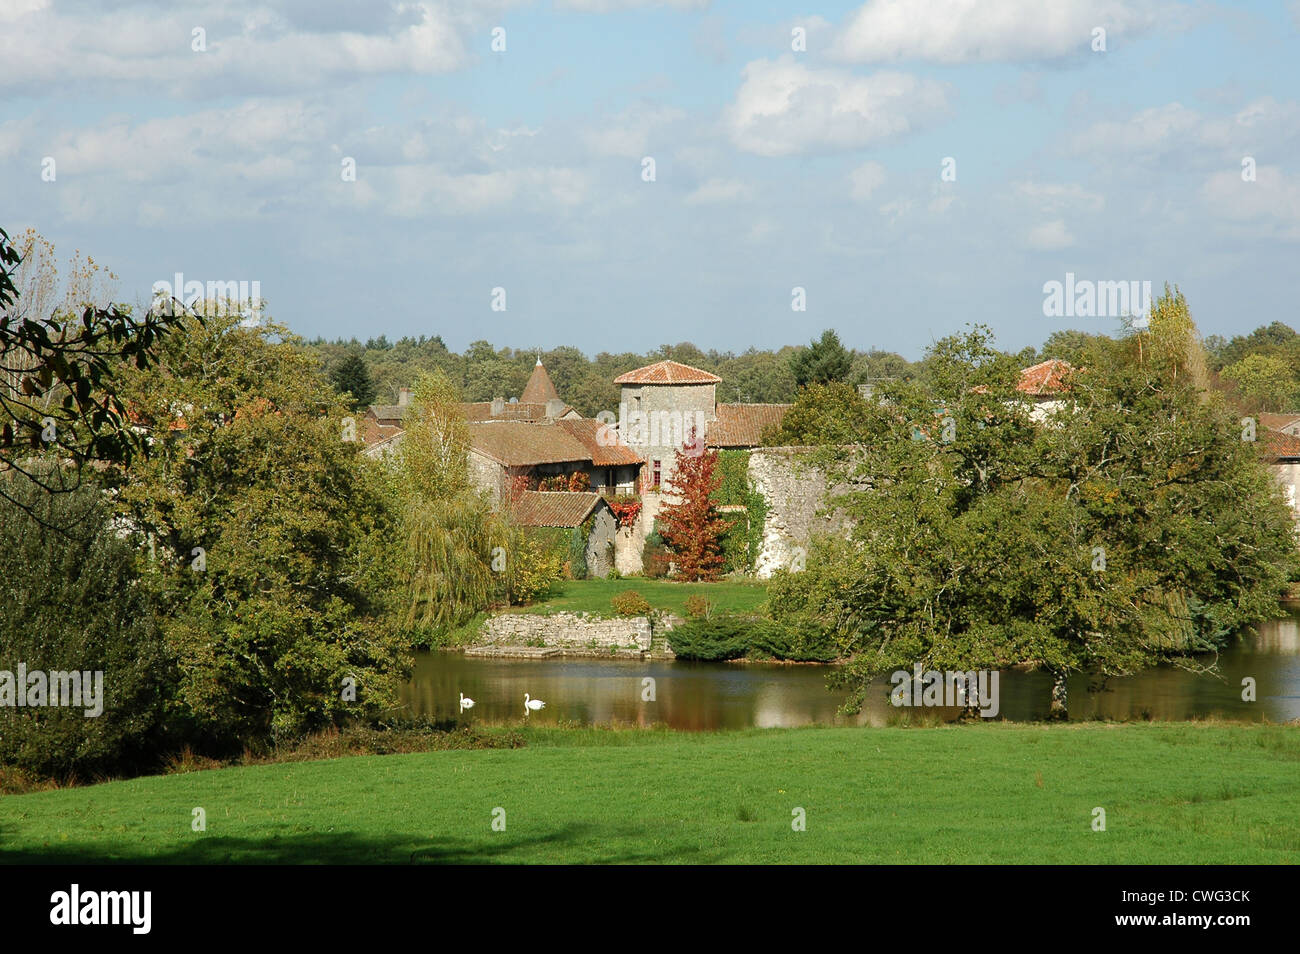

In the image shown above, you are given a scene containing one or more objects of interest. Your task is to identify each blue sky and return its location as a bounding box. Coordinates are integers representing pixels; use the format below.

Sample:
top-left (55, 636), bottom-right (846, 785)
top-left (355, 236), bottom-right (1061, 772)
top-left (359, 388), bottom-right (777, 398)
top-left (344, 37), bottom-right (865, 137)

top-left (2, 0), bottom-right (1298, 359)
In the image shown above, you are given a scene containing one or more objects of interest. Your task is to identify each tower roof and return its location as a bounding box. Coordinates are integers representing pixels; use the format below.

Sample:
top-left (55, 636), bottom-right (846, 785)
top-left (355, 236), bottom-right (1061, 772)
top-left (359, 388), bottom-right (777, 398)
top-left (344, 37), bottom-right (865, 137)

top-left (614, 359), bottom-right (721, 385)
top-left (521, 358), bottom-right (561, 404)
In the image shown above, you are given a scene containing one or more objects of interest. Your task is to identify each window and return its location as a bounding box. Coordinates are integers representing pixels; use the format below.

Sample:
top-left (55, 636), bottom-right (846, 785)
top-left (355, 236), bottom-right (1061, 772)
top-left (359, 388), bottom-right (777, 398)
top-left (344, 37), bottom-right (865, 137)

top-left (652, 459), bottom-right (661, 488)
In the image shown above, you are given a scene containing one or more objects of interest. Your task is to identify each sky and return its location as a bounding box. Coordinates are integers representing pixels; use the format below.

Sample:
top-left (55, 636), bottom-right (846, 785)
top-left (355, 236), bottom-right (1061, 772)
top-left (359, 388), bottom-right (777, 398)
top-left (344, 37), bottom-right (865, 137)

top-left (2, 0), bottom-right (1298, 360)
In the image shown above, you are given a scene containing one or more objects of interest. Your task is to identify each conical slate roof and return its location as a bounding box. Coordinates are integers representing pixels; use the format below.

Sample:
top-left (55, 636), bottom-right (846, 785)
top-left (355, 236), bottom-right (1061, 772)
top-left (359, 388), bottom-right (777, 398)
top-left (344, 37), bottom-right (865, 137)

top-left (521, 357), bottom-right (561, 404)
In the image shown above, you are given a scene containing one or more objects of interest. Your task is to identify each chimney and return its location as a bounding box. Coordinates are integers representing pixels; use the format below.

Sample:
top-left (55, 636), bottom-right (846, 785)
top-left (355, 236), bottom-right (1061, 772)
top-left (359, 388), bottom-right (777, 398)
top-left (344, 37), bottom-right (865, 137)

top-left (491, 396), bottom-right (505, 416)
top-left (398, 387), bottom-right (412, 407)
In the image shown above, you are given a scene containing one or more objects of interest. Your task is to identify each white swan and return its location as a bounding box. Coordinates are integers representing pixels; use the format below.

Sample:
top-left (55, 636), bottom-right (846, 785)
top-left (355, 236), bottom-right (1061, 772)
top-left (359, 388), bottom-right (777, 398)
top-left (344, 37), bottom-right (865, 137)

top-left (459, 692), bottom-right (475, 712)
top-left (524, 693), bottom-right (546, 714)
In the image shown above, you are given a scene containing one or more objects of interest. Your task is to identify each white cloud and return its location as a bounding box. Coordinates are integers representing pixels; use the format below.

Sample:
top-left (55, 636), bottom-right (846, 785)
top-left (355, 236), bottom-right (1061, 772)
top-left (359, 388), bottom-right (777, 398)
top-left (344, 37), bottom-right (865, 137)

top-left (0, 0), bottom-right (474, 97)
top-left (685, 178), bottom-right (752, 204)
top-left (725, 56), bottom-right (949, 157)
top-left (555, 0), bottom-right (708, 10)
top-left (582, 105), bottom-right (685, 158)
top-left (928, 193), bottom-right (955, 214)
top-left (1026, 219), bottom-right (1075, 249)
top-left (849, 161), bottom-right (887, 200)
top-left (1202, 165), bottom-right (1300, 241)
top-left (879, 197), bottom-right (911, 225)
top-left (1067, 99), bottom-right (1300, 170)
top-left (832, 0), bottom-right (1167, 64)
top-left (1013, 181), bottom-right (1104, 213)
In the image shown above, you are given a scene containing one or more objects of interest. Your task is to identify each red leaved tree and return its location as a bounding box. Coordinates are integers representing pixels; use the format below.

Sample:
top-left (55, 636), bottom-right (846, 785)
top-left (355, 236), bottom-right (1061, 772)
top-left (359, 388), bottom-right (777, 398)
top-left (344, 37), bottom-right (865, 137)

top-left (657, 428), bottom-right (732, 581)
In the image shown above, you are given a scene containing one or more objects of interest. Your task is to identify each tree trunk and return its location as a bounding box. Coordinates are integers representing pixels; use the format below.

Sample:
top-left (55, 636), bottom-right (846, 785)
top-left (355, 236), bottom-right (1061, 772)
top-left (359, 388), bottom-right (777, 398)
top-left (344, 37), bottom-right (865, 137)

top-left (1049, 670), bottom-right (1069, 720)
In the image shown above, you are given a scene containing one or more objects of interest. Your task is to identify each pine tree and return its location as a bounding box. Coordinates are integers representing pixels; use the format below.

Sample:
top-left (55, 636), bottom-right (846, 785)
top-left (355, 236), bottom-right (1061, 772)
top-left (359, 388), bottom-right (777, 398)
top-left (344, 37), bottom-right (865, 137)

top-left (657, 429), bottom-right (733, 581)
top-left (331, 352), bottom-right (376, 410)
top-left (790, 329), bottom-right (852, 388)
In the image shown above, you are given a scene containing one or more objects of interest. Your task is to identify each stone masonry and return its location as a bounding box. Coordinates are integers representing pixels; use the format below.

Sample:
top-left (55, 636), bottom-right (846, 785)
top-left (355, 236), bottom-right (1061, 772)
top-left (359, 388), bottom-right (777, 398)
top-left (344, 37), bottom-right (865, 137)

top-left (479, 612), bottom-right (655, 651)
top-left (748, 446), bottom-right (850, 578)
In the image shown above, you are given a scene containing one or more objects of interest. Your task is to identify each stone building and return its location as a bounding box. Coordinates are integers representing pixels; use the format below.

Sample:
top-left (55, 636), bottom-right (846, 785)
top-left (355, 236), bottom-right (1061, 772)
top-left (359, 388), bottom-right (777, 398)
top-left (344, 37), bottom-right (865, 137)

top-left (613, 360), bottom-right (721, 490)
top-left (1257, 425), bottom-right (1300, 521)
top-left (507, 490), bottom-right (619, 578)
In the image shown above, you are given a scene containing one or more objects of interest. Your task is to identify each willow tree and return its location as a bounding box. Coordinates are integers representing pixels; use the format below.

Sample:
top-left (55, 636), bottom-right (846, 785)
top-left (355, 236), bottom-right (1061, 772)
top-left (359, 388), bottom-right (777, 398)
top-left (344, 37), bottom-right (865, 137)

top-left (396, 371), bottom-right (506, 635)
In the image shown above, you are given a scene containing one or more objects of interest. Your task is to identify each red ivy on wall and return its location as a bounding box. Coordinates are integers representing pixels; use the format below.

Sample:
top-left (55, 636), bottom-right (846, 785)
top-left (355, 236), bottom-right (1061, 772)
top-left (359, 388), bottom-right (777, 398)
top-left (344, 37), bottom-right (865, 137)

top-left (608, 498), bottom-right (642, 528)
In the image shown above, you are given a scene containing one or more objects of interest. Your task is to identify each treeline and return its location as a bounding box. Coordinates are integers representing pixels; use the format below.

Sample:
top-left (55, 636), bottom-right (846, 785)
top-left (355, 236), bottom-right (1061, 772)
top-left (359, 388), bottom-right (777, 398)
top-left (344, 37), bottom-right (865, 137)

top-left (306, 333), bottom-right (914, 415)
top-left (308, 322), bottom-right (1300, 418)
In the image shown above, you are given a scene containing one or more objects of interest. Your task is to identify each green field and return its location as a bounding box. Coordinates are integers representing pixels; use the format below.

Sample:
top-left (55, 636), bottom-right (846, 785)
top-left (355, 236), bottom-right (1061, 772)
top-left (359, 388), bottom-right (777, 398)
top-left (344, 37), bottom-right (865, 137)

top-left (504, 577), bottom-right (769, 618)
top-left (3, 724), bottom-right (1298, 864)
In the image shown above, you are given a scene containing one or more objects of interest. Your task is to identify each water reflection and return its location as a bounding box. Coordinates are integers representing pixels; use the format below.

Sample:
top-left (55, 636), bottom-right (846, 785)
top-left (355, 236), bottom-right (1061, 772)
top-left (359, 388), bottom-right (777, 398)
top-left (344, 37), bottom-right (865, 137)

top-left (399, 618), bottom-right (1300, 729)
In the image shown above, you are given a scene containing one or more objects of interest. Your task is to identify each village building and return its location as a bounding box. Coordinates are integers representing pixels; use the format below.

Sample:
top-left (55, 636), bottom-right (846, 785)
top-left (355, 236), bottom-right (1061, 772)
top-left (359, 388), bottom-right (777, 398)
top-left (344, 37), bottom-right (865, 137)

top-left (506, 491), bottom-right (618, 578)
top-left (1016, 358), bottom-right (1075, 421)
top-left (362, 352), bottom-right (1300, 578)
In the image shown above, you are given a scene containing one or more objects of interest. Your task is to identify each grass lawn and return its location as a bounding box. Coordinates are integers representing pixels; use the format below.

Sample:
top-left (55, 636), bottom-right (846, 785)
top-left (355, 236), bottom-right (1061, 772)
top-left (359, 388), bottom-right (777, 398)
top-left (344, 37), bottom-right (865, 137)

top-left (3, 723), bottom-right (1298, 864)
top-left (505, 577), bottom-right (768, 617)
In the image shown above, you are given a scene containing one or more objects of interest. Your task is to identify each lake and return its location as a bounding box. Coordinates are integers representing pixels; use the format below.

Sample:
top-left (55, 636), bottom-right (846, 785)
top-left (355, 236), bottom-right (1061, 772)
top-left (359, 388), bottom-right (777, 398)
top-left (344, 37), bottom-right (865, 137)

top-left (399, 616), bottom-right (1300, 728)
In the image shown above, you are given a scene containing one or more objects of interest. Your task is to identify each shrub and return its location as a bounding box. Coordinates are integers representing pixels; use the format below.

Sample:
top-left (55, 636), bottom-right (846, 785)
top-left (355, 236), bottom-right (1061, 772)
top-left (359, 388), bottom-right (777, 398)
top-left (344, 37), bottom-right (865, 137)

top-left (749, 618), bottom-right (839, 662)
top-left (503, 531), bottom-right (563, 605)
top-left (667, 617), bottom-right (753, 660)
top-left (684, 595), bottom-right (713, 619)
top-left (643, 544), bottom-right (673, 579)
top-left (568, 521), bottom-right (589, 580)
top-left (611, 590), bottom-right (651, 616)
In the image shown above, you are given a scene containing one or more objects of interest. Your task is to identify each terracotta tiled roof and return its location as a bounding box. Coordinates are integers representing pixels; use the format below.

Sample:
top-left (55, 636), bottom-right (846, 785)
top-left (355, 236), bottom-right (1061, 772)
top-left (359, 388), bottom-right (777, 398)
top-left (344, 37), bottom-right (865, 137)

top-left (557, 418), bottom-right (644, 466)
top-left (614, 360), bottom-right (721, 385)
top-left (521, 359), bottom-right (561, 405)
top-left (1017, 359), bottom-right (1074, 397)
top-left (1258, 426), bottom-right (1300, 461)
top-left (468, 421), bottom-right (590, 466)
top-left (1259, 413), bottom-right (1300, 433)
top-left (462, 401), bottom-right (576, 422)
top-left (373, 400), bottom-right (576, 425)
top-left (363, 418), bottom-right (403, 448)
top-left (706, 403), bottom-right (792, 447)
top-left (507, 490), bottom-right (606, 528)
top-left (368, 404), bottom-right (409, 424)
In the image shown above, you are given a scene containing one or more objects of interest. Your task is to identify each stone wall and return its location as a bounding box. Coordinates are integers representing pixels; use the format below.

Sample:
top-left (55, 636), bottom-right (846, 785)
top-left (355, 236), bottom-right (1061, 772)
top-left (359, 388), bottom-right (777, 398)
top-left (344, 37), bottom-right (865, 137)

top-left (479, 612), bottom-right (654, 651)
top-left (619, 382), bottom-right (716, 487)
top-left (748, 446), bottom-right (850, 578)
top-left (614, 490), bottom-right (662, 576)
top-left (586, 507), bottom-right (618, 577)
top-left (467, 449), bottom-right (507, 504)
top-left (1271, 461), bottom-right (1300, 520)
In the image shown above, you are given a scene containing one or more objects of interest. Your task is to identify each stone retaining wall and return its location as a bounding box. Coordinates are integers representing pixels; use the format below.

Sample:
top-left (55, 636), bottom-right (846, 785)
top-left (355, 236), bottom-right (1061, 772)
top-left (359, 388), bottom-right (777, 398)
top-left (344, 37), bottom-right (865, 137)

top-left (479, 612), bottom-right (656, 651)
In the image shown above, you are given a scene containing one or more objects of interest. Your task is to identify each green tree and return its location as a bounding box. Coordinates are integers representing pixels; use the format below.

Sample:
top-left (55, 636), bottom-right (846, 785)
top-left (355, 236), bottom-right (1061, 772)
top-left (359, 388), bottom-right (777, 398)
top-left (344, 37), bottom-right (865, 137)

top-left (396, 371), bottom-right (500, 633)
top-left (0, 473), bottom-right (176, 780)
top-left (790, 329), bottom-right (852, 388)
top-left (763, 380), bottom-right (873, 446)
top-left (0, 226), bottom-right (185, 511)
top-left (330, 352), bottom-right (376, 410)
top-left (110, 312), bottom-right (406, 748)
top-left (1221, 353), bottom-right (1297, 412)
top-left (770, 308), bottom-right (1298, 719)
